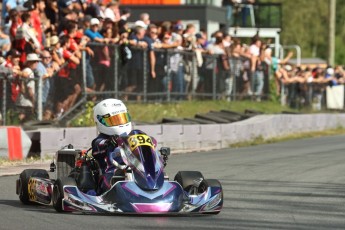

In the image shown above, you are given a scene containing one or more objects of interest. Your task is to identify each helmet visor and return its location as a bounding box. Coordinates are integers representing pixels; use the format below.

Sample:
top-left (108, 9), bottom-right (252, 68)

top-left (97, 112), bottom-right (131, 127)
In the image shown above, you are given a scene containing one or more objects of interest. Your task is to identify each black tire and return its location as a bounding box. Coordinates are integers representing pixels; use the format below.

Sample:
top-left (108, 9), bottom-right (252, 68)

top-left (52, 177), bottom-right (77, 212)
top-left (195, 113), bottom-right (229, 124)
top-left (174, 171), bottom-right (204, 192)
top-left (18, 169), bottom-right (49, 204)
top-left (199, 179), bottom-right (223, 215)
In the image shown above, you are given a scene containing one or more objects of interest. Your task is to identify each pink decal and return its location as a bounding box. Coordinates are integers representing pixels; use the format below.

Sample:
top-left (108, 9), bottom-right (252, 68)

top-left (131, 203), bottom-right (172, 213)
top-left (63, 204), bottom-right (77, 212)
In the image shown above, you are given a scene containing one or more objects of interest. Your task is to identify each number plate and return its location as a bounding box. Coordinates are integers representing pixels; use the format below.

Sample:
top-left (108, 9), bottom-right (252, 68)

top-left (128, 134), bottom-right (154, 151)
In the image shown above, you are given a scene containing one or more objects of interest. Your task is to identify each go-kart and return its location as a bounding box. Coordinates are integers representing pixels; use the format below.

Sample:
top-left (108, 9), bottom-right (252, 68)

top-left (16, 129), bottom-right (223, 214)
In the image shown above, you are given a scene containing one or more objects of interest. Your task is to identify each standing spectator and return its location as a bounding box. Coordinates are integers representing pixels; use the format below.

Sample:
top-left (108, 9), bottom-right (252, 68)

top-left (16, 53), bottom-right (40, 123)
top-left (85, 18), bottom-right (109, 92)
top-left (8, 9), bottom-right (22, 43)
top-left (74, 29), bottom-right (96, 96)
top-left (192, 33), bottom-right (206, 94)
top-left (37, 49), bottom-right (57, 120)
top-left (57, 7), bottom-right (77, 35)
top-left (145, 24), bottom-right (161, 98)
top-left (85, 0), bottom-right (103, 18)
top-left (182, 23), bottom-right (196, 50)
top-left (118, 27), bottom-right (131, 92)
top-left (238, 43), bottom-right (252, 99)
top-left (45, 0), bottom-right (59, 29)
top-left (5, 49), bottom-right (21, 107)
top-left (65, 21), bottom-right (82, 86)
top-left (228, 41), bottom-right (243, 100)
top-left (204, 32), bottom-right (225, 97)
top-left (40, 1), bottom-right (54, 44)
top-left (249, 35), bottom-right (261, 97)
top-left (126, 26), bottom-right (148, 101)
top-left (240, 0), bottom-right (255, 27)
top-left (168, 33), bottom-right (185, 100)
top-left (222, 0), bottom-right (235, 26)
top-left (104, 1), bottom-right (120, 22)
top-left (120, 7), bottom-right (131, 22)
top-left (161, 33), bottom-right (172, 93)
top-left (54, 35), bottom-right (80, 117)
top-left (30, 0), bottom-right (46, 47)
top-left (14, 12), bottom-right (41, 64)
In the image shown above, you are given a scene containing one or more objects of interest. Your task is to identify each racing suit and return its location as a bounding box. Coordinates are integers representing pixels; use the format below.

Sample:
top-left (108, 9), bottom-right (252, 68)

top-left (91, 133), bottom-right (124, 194)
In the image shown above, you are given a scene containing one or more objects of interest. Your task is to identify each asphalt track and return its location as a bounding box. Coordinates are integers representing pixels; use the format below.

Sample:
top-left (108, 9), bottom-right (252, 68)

top-left (0, 135), bottom-right (345, 230)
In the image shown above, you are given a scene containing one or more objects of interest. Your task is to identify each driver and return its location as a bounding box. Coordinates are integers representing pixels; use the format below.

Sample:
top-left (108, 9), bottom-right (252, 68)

top-left (92, 98), bottom-right (132, 194)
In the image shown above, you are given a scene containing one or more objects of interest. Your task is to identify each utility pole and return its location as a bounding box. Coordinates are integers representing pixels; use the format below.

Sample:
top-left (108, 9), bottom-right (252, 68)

top-left (328, 0), bottom-right (336, 66)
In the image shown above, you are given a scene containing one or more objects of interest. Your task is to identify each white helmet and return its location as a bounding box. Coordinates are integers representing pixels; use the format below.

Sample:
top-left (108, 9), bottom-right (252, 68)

top-left (93, 99), bottom-right (132, 136)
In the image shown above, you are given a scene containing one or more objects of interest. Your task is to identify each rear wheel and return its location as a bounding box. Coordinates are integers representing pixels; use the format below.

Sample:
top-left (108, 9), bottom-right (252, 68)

top-left (18, 169), bottom-right (49, 204)
top-left (52, 177), bottom-right (77, 212)
top-left (174, 171), bottom-right (204, 192)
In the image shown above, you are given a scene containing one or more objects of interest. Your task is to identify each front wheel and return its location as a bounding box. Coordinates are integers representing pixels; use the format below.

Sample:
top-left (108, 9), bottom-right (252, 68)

top-left (174, 171), bottom-right (204, 193)
top-left (200, 179), bottom-right (223, 215)
top-left (52, 177), bottom-right (77, 212)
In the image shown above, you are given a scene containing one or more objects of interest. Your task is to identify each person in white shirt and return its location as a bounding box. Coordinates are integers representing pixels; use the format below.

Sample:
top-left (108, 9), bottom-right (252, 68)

top-left (16, 53), bottom-right (41, 123)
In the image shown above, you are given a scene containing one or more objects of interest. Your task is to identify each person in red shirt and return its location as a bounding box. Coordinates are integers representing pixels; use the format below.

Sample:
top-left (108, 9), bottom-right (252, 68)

top-left (8, 9), bottom-right (22, 43)
top-left (55, 35), bottom-right (81, 118)
top-left (30, 0), bottom-right (46, 47)
top-left (4, 49), bottom-right (22, 105)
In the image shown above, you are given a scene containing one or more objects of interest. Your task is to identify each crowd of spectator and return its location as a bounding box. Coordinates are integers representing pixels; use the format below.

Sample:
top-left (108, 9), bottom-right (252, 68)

top-left (0, 0), bottom-right (344, 125)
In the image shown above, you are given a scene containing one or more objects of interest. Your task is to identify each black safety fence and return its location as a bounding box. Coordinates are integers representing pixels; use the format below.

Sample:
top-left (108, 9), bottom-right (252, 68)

top-left (0, 43), bottom-right (275, 125)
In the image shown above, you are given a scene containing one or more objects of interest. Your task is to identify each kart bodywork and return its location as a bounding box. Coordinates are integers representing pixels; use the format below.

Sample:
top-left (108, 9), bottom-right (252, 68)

top-left (16, 130), bottom-right (223, 214)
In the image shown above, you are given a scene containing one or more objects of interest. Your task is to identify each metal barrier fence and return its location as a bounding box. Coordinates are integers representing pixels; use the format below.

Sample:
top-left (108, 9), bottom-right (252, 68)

top-left (280, 82), bottom-right (345, 110)
top-left (85, 43), bottom-right (271, 102)
top-left (1, 43), bottom-right (273, 125)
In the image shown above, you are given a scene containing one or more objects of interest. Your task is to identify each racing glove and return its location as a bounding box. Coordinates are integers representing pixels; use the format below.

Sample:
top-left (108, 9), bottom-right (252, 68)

top-left (109, 135), bottom-right (119, 147)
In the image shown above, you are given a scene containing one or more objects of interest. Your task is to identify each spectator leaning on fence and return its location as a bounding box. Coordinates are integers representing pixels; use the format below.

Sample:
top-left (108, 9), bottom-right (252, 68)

top-left (264, 46), bottom-right (293, 95)
top-left (16, 53), bottom-right (41, 123)
top-left (39, 49), bottom-right (58, 120)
